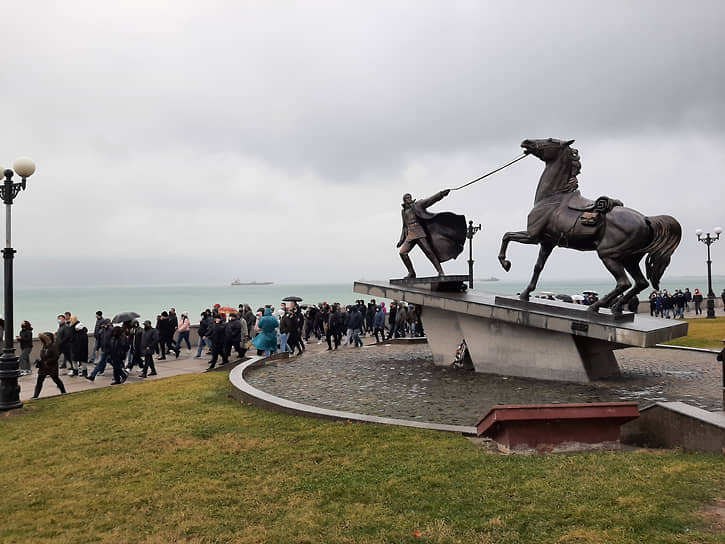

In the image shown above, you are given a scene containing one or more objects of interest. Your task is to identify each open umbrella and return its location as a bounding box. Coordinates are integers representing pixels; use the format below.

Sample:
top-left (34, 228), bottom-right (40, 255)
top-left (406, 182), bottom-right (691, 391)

top-left (218, 306), bottom-right (237, 317)
top-left (112, 311), bottom-right (141, 323)
top-left (282, 296), bottom-right (303, 302)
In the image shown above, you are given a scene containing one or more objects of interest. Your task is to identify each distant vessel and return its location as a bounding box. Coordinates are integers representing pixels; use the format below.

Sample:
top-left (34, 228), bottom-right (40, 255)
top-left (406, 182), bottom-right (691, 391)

top-left (475, 276), bottom-right (500, 282)
top-left (231, 279), bottom-right (274, 286)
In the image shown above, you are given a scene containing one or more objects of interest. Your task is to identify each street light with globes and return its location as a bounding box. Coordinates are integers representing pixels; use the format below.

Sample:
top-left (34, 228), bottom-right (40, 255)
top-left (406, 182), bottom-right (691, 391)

top-left (695, 226), bottom-right (722, 319)
top-left (0, 157), bottom-right (36, 410)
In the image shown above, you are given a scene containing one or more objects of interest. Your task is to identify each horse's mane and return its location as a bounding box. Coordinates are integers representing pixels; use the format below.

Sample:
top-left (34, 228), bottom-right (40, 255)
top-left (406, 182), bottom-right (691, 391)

top-left (569, 147), bottom-right (581, 178)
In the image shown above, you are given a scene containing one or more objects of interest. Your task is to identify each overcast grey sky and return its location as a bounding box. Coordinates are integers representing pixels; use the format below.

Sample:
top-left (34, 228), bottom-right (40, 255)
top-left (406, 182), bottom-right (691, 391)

top-left (1, 1), bottom-right (724, 286)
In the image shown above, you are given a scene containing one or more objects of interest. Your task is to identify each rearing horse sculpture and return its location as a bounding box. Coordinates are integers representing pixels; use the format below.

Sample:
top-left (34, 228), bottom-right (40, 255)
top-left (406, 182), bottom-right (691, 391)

top-left (498, 138), bottom-right (681, 314)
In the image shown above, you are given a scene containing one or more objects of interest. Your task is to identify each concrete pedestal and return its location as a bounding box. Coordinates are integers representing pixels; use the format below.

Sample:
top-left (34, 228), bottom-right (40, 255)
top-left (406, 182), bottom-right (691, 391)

top-left (354, 280), bottom-right (688, 383)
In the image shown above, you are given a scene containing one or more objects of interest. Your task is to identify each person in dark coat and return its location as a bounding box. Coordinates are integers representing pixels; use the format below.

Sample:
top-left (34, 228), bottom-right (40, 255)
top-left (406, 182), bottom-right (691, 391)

top-left (156, 311), bottom-right (179, 359)
top-left (287, 307), bottom-right (306, 355)
top-left (71, 319), bottom-right (89, 377)
top-left (18, 320), bottom-right (34, 376)
top-left (365, 301), bottom-right (376, 336)
top-left (347, 306), bottom-right (363, 347)
top-left (140, 320), bottom-right (159, 377)
top-left (126, 321), bottom-right (144, 373)
top-left (372, 306), bottom-right (386, 343)
top-left (325, 304), bottom-right (343, 351)
top-left (279, 309), bottom-right (293, 353)
top-left (224, 313), bottom-right (246, 359)
top-left (407, 305), bottom-right (421, 337)
top-left (107, 326), bottom-right (129, 385)
top-left (195, 311), bottom-right (212, 358)
top-left (32, 332), bottom-right (66, 399)
top-left (693, 288), bottom-right (704, 315)
top-left (89, 310), bottom-right (105, 364)
top-left (684, 288), bottom-right (692, 312)
top-left (85, 319), bottom-right (113, 381)
top-left (168, 308), bottom-right (179, 335)
top-left (662, 292), bottom-right (673, 319)
top-left (242, 305), bottom-right (256, 340)
top-left (56, 315), bottom-right (73, 369)
top-left (387, 302), bottom-right (398, 336)
top-left (207, 316), bottom-right (229, 368)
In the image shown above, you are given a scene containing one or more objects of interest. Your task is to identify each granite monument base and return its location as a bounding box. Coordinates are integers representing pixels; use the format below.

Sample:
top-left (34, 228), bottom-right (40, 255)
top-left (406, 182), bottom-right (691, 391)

top-left (354, 280), bottom-right (688, 383)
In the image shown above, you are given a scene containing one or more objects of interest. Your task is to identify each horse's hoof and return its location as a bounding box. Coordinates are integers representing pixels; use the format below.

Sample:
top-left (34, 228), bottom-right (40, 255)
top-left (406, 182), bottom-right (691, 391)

top-left (499, 259), bottom-right (511, 272)
top-left (519, 293), bottom-right (530, 301)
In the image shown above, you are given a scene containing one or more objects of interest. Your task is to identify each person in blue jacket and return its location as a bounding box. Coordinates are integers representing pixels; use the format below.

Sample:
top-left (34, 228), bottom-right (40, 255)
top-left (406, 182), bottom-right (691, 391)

top-left (252, 308), bottom-right (279, 357)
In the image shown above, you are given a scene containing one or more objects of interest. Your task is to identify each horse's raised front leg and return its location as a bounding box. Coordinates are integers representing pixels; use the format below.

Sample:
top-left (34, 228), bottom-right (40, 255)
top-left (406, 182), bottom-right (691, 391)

top-left (589, 257), bottom-right (632, 314)
top-left (498, 230), bottom-right (538, 272)
top-left (520, 243), bottom-right (554, 301)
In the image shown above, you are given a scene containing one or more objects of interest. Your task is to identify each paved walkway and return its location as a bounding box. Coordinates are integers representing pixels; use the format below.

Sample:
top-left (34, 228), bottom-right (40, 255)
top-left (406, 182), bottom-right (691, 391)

top-left (18, 349), bottom-right (223, 401)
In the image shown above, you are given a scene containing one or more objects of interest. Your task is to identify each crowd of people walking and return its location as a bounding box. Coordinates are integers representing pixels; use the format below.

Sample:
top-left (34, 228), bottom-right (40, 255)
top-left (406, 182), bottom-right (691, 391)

top-left (647, 287), bottom-right (725, 318)
top-left (21, 298), bottom-right (425, 399)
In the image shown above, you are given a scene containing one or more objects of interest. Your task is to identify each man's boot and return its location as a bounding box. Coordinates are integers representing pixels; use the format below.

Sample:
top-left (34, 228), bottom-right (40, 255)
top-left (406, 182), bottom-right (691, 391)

top-left (400, 253), bottom-right (416, 278)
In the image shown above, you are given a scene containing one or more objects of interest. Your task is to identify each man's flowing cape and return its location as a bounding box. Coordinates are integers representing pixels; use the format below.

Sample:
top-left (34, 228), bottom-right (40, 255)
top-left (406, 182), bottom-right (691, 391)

top-left (425, 211), bottom-right (467, 262)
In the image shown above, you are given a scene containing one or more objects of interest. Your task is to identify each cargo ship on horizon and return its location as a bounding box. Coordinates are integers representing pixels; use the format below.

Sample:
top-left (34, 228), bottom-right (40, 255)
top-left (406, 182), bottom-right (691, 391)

top-left (230, 279), bottom-right (274, 286)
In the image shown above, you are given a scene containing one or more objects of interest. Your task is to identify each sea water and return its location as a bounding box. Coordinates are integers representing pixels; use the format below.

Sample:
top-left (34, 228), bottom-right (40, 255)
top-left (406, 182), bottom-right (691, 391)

top-left (2, 275), bottom-right (721, 334)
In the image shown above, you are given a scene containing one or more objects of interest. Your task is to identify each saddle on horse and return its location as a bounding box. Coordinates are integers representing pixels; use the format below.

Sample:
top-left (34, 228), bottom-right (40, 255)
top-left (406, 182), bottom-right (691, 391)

top-left (554, 193), bottom-right (624, 246)
top-left (567, 194), bottom-right (624, 226)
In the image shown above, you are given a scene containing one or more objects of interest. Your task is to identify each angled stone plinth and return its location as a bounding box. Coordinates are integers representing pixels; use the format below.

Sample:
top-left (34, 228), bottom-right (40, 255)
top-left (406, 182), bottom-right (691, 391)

top-left (353, 280), bottom-right (688, 383)
top-left (476, 402), bottom-right (640, 453)
top-left (621, 401), bottom-right (725, 453)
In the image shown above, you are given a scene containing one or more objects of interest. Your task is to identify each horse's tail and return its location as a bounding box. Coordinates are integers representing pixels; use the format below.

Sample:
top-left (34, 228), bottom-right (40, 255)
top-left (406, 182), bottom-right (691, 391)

top-left (644, 215), bottom-right (682, 290)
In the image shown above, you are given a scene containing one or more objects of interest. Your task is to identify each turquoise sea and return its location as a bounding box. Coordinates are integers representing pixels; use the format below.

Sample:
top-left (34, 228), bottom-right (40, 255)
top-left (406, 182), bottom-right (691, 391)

top-left (3, 275), bottom-right (722, 335)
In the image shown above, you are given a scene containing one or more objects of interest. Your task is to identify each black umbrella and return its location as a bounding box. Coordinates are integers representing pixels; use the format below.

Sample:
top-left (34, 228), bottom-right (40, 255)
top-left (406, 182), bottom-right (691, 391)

top-left (112, 311), bottom-right (141, 323)
top-left (555, 294), bottom-right (574, 303)
top-left (282, 296), bottom-right (303, 302)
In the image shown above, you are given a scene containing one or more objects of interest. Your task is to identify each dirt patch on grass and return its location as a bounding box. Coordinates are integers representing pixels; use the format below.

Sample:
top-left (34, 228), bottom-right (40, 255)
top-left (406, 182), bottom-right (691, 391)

top-left (0, 406), bottom-right (32, 419)
top-left (701, 498), bottom-right (725, 533)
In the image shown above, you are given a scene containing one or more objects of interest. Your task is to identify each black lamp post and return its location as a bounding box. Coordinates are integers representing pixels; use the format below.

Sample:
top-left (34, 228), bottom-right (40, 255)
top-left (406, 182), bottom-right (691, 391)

top-left (0, 157), bottom-right (35, 411)
top-left (466, 220), bottom-right (482, 289)
top-left (695, 226), bottom-right (722, 320)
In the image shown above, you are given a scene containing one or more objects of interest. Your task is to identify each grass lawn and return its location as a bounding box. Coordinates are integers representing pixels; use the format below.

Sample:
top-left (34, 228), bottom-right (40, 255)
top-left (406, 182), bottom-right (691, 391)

top-left (664, 317), bottom-right (725, 349)
top-left (1, 373), bottom-right (723, 544)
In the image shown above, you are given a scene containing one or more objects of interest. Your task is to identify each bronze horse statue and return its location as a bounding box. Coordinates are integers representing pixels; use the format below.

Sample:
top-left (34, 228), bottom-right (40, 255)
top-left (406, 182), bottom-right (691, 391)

top-left (498, 138), bottom-right (681, 314)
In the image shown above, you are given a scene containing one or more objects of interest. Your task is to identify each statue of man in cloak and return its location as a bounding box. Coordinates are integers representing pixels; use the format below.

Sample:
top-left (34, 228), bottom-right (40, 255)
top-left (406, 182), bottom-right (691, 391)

top-left (396, 189), bottom-right (467, 278)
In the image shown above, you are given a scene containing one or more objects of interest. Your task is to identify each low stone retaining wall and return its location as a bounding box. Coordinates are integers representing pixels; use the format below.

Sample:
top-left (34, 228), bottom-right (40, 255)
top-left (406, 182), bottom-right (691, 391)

top-left (622, 401), bottom-right (725, 454)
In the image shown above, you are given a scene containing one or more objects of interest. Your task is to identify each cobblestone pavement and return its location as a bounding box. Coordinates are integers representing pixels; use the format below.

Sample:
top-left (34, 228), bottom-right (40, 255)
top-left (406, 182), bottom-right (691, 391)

top-left (245, 342), bottom-right (723, 427)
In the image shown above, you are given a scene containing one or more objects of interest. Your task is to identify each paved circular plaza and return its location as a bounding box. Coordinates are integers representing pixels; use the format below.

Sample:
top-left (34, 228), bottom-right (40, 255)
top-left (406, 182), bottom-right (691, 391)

top-left (244, 342), bottom-right (723, 427)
